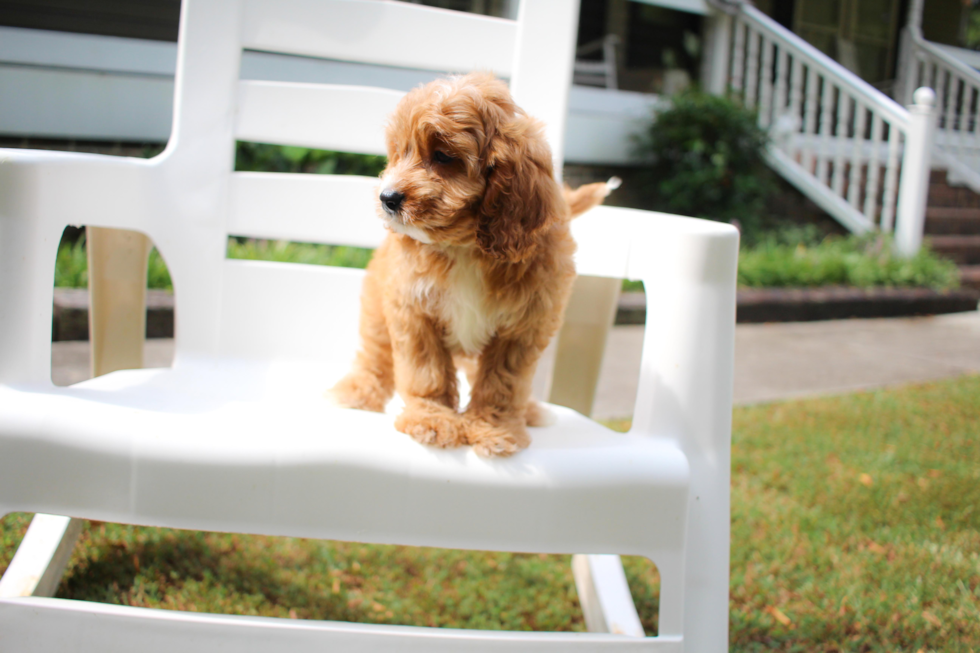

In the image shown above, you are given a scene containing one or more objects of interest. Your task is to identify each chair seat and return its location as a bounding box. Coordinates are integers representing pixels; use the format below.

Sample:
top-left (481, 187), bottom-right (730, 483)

top-left (0, 359), bottom-right (689, 556)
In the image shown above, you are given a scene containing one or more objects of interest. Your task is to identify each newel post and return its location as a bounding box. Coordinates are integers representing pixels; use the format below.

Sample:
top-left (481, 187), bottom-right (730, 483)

top-left (701, 8), bottom-right (733, 96)
top-left (895, 87), bottom-right (937, 257)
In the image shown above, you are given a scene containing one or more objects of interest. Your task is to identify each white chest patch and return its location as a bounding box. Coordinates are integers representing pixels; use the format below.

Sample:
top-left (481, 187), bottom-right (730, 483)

top-left (439, 251), bottom-right (501, 355)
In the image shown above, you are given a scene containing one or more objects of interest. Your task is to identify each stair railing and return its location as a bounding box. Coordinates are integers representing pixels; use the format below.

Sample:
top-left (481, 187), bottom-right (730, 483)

top-left (898, 25), bottom-right (980, 194)
top-left (725, 2), bottom-right (935, 250)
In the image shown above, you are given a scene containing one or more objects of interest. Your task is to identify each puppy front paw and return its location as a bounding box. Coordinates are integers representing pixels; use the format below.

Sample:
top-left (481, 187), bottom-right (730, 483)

top-left (465, 419), bottom-right (530, 458)
top-left (328, 373), bottom-right (391, 412)
top-left (395, 404), bottom-right (466, 448)
top-left (525, 400), bottom-right (557, 427)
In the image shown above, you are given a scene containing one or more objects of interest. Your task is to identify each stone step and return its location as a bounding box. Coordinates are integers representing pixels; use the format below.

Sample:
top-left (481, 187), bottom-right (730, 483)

top-left (959, 265), bottom-right (980, 290)
top-left (924, 207), bottom-right (980, 235)
top-left (928, 183), bottom-right (980, 208)
top-left (927, 235), bottom-right (980, 265)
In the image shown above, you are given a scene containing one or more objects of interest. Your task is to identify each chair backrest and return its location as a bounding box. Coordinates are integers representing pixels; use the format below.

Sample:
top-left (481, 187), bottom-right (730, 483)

top-left (149, 0), bottom-right (580, 364)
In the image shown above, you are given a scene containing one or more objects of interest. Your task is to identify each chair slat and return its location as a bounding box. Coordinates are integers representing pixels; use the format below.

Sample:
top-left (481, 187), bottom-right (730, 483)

top-left (242, 0), bottom-right (515, 76)
top-left (218, 259), bottom-right (365, 363)
top-left (236, 80), bottom-right (403, 155)
top-left (229, 172), bottom-right (388, 248)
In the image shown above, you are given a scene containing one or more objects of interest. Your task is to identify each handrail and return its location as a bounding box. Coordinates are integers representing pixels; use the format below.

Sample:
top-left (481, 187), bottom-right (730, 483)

top-left (740, 5), bottom-right (909, 129)
top-left (912, 36), bottom-right (980, 86)
top-left (726, 2), bottom-right (935, 249)
top-left (901, 24), bottom-right (980, 194)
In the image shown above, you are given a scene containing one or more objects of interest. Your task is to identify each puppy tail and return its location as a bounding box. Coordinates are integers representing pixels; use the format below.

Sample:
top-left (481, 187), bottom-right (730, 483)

top-left (563, 176), bottom-right (621, 219)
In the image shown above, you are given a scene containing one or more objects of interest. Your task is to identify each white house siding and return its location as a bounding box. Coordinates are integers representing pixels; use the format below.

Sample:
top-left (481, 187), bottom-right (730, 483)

top-left (0, 25), bottom-right (656, 165)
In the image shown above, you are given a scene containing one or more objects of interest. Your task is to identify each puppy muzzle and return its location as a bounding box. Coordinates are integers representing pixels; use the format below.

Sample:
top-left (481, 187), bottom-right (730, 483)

top-left (380, 188), bottom-right (405, 215)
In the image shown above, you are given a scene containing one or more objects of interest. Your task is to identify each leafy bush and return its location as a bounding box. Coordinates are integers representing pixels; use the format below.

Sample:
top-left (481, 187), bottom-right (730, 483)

top-left (633, 89), bottom-right (776, 239)
top-left (55, 238), bottom-right (372, 290)
top-left (620, 228), bottom-right (960, 292)
top-left (737, 232), bottom-right (961, 289)
top-left (226, 239), bottom-right (373, 271)
top-left (55, 240), bottom-right (174, 290)
top-left (235, 143), bottom-right (386, 177)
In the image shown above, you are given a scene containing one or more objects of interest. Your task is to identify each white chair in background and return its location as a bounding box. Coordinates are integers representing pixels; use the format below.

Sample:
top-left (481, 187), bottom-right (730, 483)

top-left (0, 0), bottom-right (737, 650)
top-left (574, 34), bottom-right (620, 89)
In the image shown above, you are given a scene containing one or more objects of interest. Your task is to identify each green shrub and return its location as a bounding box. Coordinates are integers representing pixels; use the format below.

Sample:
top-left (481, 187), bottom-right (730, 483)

top-left (621, 229), bottom-right (960, 292)
top-left (54, 240), bottom-right (89, 289)
top-left (235, 143), bottom-right (386, 177)
top-left (633, 89), bottom-right (776, 239)
top-left (54, 239), bottom-right (174, 290)
top-left (226, 239), bottom-right (373, 270)
top-left (737, 232), bottom-right (961, 289)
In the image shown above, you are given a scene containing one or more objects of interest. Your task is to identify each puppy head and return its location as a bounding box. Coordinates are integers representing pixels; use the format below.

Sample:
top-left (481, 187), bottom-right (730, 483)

top-left (378, 72), bottom-right (562, 260)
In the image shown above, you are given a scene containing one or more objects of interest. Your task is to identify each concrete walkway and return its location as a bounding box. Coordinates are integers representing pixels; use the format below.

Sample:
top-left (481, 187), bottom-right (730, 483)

top-left (51, 311), bottom-right (980, 420)
top-left (592, 310), bottom-right (980, 419)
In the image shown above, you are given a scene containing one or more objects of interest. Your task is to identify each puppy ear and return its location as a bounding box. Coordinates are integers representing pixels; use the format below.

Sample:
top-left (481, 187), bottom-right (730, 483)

top-left (477, 116), bottom-right (563, 262)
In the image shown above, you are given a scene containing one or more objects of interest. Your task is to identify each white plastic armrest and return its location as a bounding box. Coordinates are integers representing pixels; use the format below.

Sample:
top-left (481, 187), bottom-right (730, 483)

top-left (0, 148), bottom-right (159, 234)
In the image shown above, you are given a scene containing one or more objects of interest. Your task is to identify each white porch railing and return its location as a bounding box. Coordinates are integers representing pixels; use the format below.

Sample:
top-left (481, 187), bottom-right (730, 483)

top-left (899, 26), bottom-right (980, 193)
top-left (724, 3), bottom-right (936, 248)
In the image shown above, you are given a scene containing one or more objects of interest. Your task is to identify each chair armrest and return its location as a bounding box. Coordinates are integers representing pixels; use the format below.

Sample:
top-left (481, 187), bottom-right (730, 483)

top-left (0, 148), bottom-right (160, 233)
top-left (570, 205), bottom-right (739, 440)
top-left (0, 149), bottom-right (162, 384)
top-left (572, 205), bottom-right (737, 640)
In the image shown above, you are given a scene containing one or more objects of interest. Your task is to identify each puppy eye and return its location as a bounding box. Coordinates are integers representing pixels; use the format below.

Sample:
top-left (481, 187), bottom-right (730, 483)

top-left (433, 150), bottom-right (455, 165)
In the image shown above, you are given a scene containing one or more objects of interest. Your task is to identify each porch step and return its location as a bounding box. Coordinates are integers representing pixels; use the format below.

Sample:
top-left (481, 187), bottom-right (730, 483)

top-left (924, 207), bottom-right (980, 235)
top-left (927, 235), bottom-right (980, 265)
top-left (959, 265), bottom-right (980, 290)
top-left (928, 171), bottom-right (980, 208)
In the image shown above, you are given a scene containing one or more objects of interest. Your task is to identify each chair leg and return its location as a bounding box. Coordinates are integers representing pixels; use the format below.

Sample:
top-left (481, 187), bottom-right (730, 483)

top-left (571, 553), bottom-right (644, 637)
top-left (0, 230), bottom-right (152, 598)
top-left (0, 514), bottom-right (84, 598)
top-left (86, 226), bottom-right (152, 377)
top-left (548, 275), bottom-right (621, 416)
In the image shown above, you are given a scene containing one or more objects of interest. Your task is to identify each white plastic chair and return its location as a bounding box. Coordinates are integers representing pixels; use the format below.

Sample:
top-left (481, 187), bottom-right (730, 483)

top-left (0, 0), bottom-right (738, 650)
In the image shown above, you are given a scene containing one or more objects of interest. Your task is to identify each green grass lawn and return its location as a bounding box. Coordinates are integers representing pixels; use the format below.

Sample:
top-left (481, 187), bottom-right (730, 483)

top-left (2, 376), bottom-right (978, 650)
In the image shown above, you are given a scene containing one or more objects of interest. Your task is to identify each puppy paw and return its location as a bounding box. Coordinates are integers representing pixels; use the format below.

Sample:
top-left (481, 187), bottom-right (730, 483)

top-left (328, 374), bottom-right (390, 412)
top-left (395, 405), bottom-right (466, 448)
top-left (525, 400), bottom-right (557, 427)
top-left (465, 419), bottom-right (530, 458)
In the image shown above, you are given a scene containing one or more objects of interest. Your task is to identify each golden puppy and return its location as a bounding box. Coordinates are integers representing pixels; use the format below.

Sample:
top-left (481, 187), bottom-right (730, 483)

top-left (331, 73), bottom-right (612, 457)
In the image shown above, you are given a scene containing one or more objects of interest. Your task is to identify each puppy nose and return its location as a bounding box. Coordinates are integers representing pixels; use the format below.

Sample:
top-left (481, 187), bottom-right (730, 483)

top-left (380, 188), bottom-right (404, 214)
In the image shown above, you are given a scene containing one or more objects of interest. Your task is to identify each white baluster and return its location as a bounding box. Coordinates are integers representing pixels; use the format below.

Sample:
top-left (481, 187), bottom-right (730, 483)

top-left (759, 37), bottom-right (775, 127)
top-left (832, 91), bottom-right (849, 196)
top-left (880, 121), bottom-right (903, 232)
top-left (941, 68), bottom-right (955, 153)
top-left (847, 100), bottom-right (868, 209)
top-left (896, 88), bottom-right (938, 256)
top-left (863, 113), bottom-right (884, 224)
top-left (787, 55), bottom-right (804, 159)
top-left (773, 46), bottom-right (789, 126)
top-left (730, 18), bottom-right (745, 98)
top-left (802, 64), bottom-right (819, 173)
top-left (817, 78), bottom-right (834, 184)
top-left (745, 27), bottom-right (759, 108)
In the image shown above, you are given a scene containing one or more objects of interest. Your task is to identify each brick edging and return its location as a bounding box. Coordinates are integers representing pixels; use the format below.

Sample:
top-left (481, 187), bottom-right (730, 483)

top-left (53, 288), bottom-right (175, 341)
top-left (616, 287), bottom-right (980, 325)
